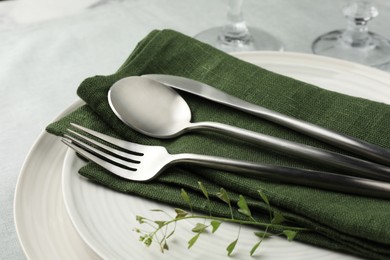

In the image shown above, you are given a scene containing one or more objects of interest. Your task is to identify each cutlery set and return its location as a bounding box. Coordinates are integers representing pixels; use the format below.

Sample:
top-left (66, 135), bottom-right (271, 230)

top-left (63, 75), bottom-right (390, 199)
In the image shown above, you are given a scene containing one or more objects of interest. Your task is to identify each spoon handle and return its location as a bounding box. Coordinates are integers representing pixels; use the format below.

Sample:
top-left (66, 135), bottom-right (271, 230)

top-left (143, 74), bottom-right (390, 166)
top-left (190, 121), bottom-right (390, 182)
top-left (173, 153), bottom-right (390, 199)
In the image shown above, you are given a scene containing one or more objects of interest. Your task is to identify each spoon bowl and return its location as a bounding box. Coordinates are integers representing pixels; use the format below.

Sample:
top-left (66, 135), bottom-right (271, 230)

top-left (108, 76), bottom-right (192, 138)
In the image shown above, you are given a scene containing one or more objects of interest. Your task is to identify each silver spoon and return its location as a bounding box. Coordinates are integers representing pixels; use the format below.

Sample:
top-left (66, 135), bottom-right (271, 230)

top-left (108, 76), bottom-right (390, 182)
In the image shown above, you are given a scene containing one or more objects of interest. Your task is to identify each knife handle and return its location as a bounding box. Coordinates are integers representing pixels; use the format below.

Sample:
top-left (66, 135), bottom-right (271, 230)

top-left (244, 104), bottom-right (390, 167)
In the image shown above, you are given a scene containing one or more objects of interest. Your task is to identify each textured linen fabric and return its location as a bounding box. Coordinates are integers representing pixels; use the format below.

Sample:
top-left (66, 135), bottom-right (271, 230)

top-left (47, 29), bottom-right (390, 259)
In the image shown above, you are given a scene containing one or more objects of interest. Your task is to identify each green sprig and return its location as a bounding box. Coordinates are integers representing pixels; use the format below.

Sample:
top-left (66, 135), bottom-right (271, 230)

top-left (134, 184), bottom-right (307, 256)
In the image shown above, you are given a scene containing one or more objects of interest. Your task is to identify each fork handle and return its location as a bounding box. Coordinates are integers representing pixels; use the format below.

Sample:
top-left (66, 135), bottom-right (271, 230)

top-left (173, 153), bottom-right (390, 199)
top-left (189, 121), bottom-right (390, 182)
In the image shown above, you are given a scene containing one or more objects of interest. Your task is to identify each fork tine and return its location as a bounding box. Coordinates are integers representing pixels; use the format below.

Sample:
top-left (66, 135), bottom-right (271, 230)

top-left (62, 137), bottom-right (141, 180)
top-left (70, 123), bottom-right (145, 155)
top-left (66, 129), bottom-right (141, 162)
top-left (63, 134), bottom-right (139, 169)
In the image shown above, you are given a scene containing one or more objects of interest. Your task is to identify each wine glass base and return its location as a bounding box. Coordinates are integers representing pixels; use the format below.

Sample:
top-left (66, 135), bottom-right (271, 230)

top-left (195, 26), bottom-right (284, 53)
top-left (312, 30), bottom-right (390, 69)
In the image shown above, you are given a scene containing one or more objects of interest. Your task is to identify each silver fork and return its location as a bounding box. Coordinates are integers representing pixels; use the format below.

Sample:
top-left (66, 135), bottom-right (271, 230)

top-left (62, 123), bottom-right (390, 199)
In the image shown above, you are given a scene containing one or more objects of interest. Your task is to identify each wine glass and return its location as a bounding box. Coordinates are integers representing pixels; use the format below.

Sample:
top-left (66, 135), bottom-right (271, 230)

top-left (312, 0), bottom-right (390, 69)
top-left (195, 0), bottom-right (283, 53)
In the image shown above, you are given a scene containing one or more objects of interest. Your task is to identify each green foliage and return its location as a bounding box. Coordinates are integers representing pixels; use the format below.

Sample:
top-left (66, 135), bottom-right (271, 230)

top-left (198, 181), bottom-right (209, 199)
top-left (192, 223), bottom-right (208, 233)
top-left (271, 211), bottom-right (285, 225)
top-left (216, 188), bottom-right (230, 205)
top-left (216, 188), bottom-right (233, 218)
top-left (254, 231), bottom-right (273, 238)
top-left (250, 241), bottom-right (262, 256)
top-left (134, 186), bottom-right (306, 256)
top-left (174, 208), bottom-right (188, 219)
top-left (226, 238), bottom-right (238, 256)
top-left (258, 189), bottom-right (270, 206)
top-left (283, 230), bottom-right (298, 241)
top-left (210, 220), bottom-right (221, 233)
top-left (136, 215), bottom-right (145, 224)
top-left (180, 188), bottom-right (192, 212)
top-left (237, 195), bottom-right (252, 218)
top-left (188, 233), bottom-right (200, 249)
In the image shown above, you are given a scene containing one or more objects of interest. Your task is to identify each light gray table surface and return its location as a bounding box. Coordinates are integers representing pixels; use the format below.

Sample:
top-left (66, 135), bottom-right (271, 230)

top-left (1, 0), bottom-right (389, 259)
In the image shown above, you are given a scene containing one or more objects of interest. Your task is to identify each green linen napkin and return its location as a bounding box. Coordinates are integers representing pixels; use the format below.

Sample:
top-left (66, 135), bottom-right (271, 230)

top-left (47, 29), bottom-right (390, 259)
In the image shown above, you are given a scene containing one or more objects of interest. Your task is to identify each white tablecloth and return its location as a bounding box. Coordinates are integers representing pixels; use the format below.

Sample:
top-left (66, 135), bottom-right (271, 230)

top-left (1, 0), bottom-right (389, 259)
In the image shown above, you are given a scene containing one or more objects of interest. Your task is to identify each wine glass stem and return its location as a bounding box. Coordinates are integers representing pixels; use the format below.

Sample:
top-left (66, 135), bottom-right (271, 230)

top-left (342, 20), bottom-right (371, 47)
top-left (221, 0), bottom-right (250, 41)
top-left (340, 0), bottom-right (378, 48)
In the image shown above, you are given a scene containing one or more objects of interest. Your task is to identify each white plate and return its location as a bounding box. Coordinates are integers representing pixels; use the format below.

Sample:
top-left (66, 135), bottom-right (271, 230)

top-left (14, 52), bottom-right (390, 260)
top-left (14, 101), bottom-right (100, 259)
top-left (63, 52), bottom-right (390, 260)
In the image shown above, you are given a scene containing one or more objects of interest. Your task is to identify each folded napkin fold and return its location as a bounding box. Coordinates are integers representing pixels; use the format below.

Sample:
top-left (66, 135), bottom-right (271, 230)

top-left (47, 29), bottom-right (390, 259)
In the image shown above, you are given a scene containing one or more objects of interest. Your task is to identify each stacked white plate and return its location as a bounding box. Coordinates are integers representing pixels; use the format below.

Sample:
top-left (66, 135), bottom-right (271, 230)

top-left (15, 52), bottom-right (390, 259)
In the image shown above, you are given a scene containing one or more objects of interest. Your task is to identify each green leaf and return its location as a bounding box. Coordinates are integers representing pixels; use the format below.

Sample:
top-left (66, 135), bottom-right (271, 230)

top-left (237, 195), bottom-right (252, 217)
top-left (192, 223), bottom-right (208, 233)
top-left (188, 233), bottom-right (200, 249)
top-left (226, 238), bottom-right (238, 256)
top-left (174, 208), bottom-right (188, 219)
top-left (180, 188), bottom-right (191, 205)
top-left (144, 236), bottom-right (152, 247)
top-left (150, 209), bottom-right (165, 212)
top-left (271, 211), bottom-right (285, 225)
top-left (161, 241), bottom-right (169, 252)
top-left (210, 220), bottom-right (221, 233)
top-left (250, 241), bottom-right (262, 256)
top-left (283, 230), bottom-right (298, 241)
top-left (216, 188), bottom-right (230, 205)
top-left (136, 215), bottom-right (145, 224)
top-left (254, 231), bottom-right (273, 239)
top-left (154, 221), bottom-right (166, 228)
top-left (258, 189), bottom-right (270, 206)
top-left (198, 181), bottom-right (209, 199)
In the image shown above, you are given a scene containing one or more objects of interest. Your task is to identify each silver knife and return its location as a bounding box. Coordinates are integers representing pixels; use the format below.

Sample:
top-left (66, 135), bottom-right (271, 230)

top-left (142, 74), bottom-right (390, 166)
